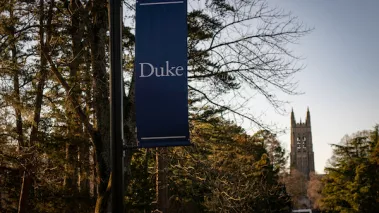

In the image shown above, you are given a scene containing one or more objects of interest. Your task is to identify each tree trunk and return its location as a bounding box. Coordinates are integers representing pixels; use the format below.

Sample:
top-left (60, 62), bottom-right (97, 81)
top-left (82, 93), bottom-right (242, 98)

top-left (80, 141), bottom-right (90, 195)
top-left (79, 68), bottom-right (91, 203)
top-left (89, 0), bottom-right (111, 211)
top-left (63, 1), bottom-right (87, 210)
top-left (156, 148), bottom-right (169, 213)
top-left (18, 170), bottom-right (32, 213)
top-left (10, 1), bottom-right (24, 148)
top-left (123, 70), bottom-right (136, 194)
top-left (84, 46), bottom-right (96, 199)
top-left (18, 1), bottom-right (52, 212)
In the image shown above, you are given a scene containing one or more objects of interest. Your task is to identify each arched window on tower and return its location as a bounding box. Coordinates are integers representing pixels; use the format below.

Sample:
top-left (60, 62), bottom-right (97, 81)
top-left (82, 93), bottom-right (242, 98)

top-left (302, 135), bottom-right (307, 151)
top-left (297, 135), bottom-right (302, 151)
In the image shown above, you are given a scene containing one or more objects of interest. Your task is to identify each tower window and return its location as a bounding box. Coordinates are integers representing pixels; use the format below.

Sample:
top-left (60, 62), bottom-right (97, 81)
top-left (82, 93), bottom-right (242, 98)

top-left (303, 139), bottom-right (307, 151)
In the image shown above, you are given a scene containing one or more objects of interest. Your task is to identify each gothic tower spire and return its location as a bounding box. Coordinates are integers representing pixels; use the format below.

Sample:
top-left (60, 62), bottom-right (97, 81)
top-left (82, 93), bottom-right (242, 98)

top-left (306, 107), bottom-right (311, 127)
top-left (291, 108), bottom-right (296, 127)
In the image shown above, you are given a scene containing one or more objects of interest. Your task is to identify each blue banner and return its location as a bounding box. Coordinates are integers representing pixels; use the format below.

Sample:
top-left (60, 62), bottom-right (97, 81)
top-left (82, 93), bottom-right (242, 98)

top-left (135, 0), bottom-right (190, 148)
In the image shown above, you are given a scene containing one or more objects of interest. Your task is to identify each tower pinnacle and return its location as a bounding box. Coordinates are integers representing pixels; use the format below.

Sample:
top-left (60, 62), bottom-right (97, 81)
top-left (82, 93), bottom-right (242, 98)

top-left (306, 107), bottom-right (311, 126)
top-left (291, 108), bottom-right (296, 126)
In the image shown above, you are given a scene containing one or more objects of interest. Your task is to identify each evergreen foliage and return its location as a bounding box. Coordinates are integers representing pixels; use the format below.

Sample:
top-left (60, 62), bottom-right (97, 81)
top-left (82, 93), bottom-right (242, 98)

top-left (125, 113), bottom-right (292, 212)
top-left (320, 126), bottom-right (379, 213)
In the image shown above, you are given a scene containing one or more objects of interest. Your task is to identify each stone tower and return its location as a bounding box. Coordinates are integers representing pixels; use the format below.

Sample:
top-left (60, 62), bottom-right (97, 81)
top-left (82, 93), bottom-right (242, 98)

top-left (290, 108), bottom-right (315, 178)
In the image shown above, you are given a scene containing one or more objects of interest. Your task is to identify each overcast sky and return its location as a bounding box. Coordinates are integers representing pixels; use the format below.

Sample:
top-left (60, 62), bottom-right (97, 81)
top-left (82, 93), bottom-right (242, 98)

top-left (257, 0), bottom-right (379, 173)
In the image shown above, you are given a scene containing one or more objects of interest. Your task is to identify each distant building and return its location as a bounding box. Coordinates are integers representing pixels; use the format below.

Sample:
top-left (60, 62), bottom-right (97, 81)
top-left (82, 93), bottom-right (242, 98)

top-left (288, 108), bottom-right (316, 210)
top-left (290, 108), bottom-right (315, 178)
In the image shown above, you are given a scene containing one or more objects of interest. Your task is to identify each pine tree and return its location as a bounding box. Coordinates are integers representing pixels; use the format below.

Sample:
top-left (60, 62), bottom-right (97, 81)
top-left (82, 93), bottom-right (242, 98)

top-left (321, 127), bottom-right (379, 213)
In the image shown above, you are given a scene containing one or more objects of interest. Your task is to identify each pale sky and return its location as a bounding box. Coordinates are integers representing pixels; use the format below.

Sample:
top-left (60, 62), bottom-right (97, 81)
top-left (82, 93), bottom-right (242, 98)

top-left (256, 0), bottom-right (379, 173)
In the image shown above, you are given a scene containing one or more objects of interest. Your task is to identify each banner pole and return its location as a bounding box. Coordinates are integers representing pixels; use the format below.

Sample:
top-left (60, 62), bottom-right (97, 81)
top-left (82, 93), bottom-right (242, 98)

top-left (109, 0), bottom-right (124, 212)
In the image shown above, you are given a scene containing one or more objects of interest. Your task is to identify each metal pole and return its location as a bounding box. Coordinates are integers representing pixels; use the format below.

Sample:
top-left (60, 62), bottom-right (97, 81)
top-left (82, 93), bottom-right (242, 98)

top-left (109, 0), bottom-right (124, 212)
